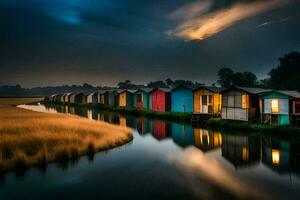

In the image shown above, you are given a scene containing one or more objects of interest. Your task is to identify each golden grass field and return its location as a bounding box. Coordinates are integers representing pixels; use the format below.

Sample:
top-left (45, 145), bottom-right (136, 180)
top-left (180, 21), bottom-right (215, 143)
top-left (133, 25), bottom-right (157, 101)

top-left (0, 98), bottom-right (132, 172)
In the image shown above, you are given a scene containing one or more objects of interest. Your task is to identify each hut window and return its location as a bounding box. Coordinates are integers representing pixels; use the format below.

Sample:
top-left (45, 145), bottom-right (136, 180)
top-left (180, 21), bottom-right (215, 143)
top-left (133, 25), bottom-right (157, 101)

top-left (242, 95), bottom-right (249, 109)
top-left (272, 149), bottom-right (280, 166)
top-left (271, 99), bottom-right (279, 113)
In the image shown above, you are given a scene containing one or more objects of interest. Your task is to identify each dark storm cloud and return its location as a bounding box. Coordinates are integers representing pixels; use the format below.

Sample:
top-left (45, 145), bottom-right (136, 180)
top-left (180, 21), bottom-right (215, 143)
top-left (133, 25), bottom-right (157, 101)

top-left (0, 0), bottom-right (299, 87)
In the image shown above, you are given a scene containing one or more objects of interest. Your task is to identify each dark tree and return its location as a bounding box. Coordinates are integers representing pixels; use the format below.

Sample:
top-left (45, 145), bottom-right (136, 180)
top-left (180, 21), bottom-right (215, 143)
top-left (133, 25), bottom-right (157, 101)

top-left (217, 68), bottom-right (234, 87)
top-left (147, 81), bottom-right (168, 88)
top-left (232, 72), bottom-right (257, 87)
top-left (218, 68), bottom-right (258, 88)
top-left (165, 78), bottom-right (174, 87)
top-left (268, 51), bottom-right (300, 90)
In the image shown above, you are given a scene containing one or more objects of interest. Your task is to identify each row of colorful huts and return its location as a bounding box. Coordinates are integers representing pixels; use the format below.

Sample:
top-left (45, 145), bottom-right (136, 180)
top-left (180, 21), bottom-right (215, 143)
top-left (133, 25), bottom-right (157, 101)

top-left (47, 86), bottom-right (300, 125)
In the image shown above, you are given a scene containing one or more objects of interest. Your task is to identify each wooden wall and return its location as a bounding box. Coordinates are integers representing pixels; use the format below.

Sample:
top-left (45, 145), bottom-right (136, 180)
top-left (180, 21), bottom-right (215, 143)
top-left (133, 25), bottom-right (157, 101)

top-left (193, 89), bottom-right (222, 114)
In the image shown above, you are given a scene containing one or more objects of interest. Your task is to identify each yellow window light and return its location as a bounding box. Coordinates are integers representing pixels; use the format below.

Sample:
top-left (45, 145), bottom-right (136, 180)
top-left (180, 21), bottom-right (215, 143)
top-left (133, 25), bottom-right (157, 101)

top-left (271, 99), bottom-right (279, 113)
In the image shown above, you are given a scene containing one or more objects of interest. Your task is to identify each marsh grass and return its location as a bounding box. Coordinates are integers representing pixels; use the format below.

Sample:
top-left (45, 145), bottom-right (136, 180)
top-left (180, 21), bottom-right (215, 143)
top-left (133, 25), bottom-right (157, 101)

top-left (0, 98), bottom-right (133, 172)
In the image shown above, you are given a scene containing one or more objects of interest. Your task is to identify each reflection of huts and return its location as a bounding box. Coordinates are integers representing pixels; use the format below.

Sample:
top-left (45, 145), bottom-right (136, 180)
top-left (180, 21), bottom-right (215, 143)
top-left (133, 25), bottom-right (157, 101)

top-left (68, 106), bottom-right (75, 114)
top-left (119, 116), bottom-right (127, 127)
top-left (87, 109), bottom-right (93, 120)
top-left (171, 123), bottom-right (194, 148)
top-left (193, 86), bottom-right (223, 115)
top-left (193, 129), bottom-right (222, 152)
top-left (75, 93), bottom-right (86, 105)
top-left (171, 85), bottom-right (194, 113)
top-left (149, 88), bottom-right (171, 112)
top-left (221, 86), bottom-right (268, 121)
top-left (136, 117), bottom-right (150, 135)
top-left (222, 134), bottom-right (261, 168)
top-left (117, 90), bottom-right (136, 107)
top-left (152, 120), bottom-right (171, 140)
top-left (85, 91), bottom-right (98, 105)
top-left (260, 90), bottom-right (300, 125)
top-left (134, 88), bottom-right (152, 109)
top-left (262, 137), bottom-right (291, 173)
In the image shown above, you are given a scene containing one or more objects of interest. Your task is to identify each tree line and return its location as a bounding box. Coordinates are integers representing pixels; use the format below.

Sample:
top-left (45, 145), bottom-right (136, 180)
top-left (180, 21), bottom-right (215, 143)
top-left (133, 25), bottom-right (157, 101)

top-left (0, 51), bottom-right (299, 97)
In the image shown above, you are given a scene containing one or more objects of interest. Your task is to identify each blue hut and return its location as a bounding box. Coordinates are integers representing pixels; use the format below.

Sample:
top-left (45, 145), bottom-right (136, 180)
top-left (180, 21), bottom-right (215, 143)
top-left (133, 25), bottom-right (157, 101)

top-left (171, 123), bottom-right (194, 148)
top-left (171, 85), bottom-right (194, 113)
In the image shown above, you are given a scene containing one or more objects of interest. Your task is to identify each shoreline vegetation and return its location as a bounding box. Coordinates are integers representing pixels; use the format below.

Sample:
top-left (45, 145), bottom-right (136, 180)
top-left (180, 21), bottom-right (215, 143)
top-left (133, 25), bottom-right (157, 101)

top-left (45, 101), bottom-right (300, 135)
top-left (0, 98), bottom-right (133, 173)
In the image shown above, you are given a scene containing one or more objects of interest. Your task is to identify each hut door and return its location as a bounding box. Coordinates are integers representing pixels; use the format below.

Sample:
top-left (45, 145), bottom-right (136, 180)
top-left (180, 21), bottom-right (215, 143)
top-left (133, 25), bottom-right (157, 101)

top-left (201, 95), bottom-right (208, 113)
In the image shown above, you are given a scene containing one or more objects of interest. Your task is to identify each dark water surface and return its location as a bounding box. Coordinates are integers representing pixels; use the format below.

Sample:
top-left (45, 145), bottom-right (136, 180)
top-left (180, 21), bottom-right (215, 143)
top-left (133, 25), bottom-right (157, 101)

top-left (1, 104), bottom-right (300, 200)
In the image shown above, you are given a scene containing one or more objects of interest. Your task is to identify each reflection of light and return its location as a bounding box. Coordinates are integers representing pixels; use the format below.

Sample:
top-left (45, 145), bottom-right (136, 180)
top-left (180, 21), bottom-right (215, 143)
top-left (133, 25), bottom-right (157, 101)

top-left (272, 149), bottom-right (280, 166)
top-left (87, 110), bottom-right (93, 120)
top-left (213, 132), bottom-right (222, 147)
top-left (200, 129), bottom-right (209, 145)
top-left (242, 147), bottom-right (249, 161)
top-left (119, 117), bottom-right (126, 127)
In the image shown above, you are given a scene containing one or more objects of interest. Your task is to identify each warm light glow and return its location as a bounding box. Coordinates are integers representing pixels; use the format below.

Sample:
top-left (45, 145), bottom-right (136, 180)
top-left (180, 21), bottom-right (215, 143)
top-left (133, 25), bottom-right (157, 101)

top-left (199, 129), bottom-right (210, 145)
top-left (272, 149), bottom-right (280, 166)
top-left (271, 99), bottom-right (279, 113)
top-left (242, 95), bottom-right (249, 109)
top-left (167, 0), bottom-right (288, 41)
top-left (242, 147), bottom-right (249, 161)
top-left (213, 132), bottom-right (222, 147)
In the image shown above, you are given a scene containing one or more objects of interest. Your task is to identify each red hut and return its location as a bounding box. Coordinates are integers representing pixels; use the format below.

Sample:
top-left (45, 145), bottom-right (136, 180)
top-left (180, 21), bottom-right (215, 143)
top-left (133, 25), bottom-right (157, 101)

top-left (152, 120), bottom-right (170, 140)
top-left (150, 88), bottom-right (171, 112)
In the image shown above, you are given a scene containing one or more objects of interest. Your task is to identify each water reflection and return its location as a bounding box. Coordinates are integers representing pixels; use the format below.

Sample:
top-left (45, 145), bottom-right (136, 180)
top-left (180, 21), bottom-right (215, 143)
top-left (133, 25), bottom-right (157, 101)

top-left (18, 103), bottom-right (300, 175)
top-left (13, 103), bottom-right (300, 200)
top-left (222, 134), bottom-right (261, 168)
top-left (262, 137), bottom-right (300, 175)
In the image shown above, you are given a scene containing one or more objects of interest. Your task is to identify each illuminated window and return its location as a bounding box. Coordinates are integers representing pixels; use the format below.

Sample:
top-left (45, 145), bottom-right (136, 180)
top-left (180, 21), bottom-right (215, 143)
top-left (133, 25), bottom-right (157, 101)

top-left (271, 99), bottom-right (279, 113)
top-left (272, 149), bottom-right (280, 166)
top-left (242, 147), bottom-right (249, 161)
top-left (242, 95), bottom-right (249, 109)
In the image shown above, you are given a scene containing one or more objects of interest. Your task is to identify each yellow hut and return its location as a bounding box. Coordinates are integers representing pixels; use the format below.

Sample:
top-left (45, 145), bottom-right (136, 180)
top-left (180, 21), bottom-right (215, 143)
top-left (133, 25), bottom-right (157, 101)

top-left (193, 86), bottom-right (223, 115)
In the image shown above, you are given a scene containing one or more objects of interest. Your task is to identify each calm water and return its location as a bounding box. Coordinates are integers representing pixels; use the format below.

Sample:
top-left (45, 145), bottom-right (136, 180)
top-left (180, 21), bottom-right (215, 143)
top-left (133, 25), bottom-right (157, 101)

top-left (1, 104), bottom-right (300, 200)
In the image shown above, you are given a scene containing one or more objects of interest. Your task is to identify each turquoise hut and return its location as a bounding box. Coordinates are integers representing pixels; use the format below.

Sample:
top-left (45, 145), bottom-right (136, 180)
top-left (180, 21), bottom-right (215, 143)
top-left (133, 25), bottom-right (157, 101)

top-left (260, 90), bottom-right (300, 125)
top-left (133, 88), bottom-right (151, 109)
top-left (171, 123), bottom-right (194, 148)
top-left (171, 85), bottom-right (194, 113)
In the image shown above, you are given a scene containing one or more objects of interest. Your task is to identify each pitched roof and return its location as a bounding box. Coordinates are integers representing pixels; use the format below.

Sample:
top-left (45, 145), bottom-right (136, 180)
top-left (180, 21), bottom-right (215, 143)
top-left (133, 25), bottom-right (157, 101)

top-left (135, 88), bottom-right (153, 93)
top-left (171, 85), bottom-right (194, 91)
top-left (222, 86), bottom-right (270, 95)
top-left (278, 90), bottom-right (300, 98)
top-left (194, 86), bottom-right (224, 93)
top-left (149, 87), bottom-right (171, 93)
top-left (118, 89), bottom-right (137, 94)
top-left (261, 90), bottom-right (300, 98)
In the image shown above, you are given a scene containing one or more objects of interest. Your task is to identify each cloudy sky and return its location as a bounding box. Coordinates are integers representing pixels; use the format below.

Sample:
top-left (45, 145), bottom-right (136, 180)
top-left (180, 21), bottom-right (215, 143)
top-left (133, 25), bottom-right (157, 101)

top-left (1, 0), bottom-right (299, 87)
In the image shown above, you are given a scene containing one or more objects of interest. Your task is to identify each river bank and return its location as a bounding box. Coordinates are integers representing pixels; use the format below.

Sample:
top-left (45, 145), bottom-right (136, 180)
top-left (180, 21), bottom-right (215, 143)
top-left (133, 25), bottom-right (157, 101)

top-left (0, 98), bottom-right (133, 173)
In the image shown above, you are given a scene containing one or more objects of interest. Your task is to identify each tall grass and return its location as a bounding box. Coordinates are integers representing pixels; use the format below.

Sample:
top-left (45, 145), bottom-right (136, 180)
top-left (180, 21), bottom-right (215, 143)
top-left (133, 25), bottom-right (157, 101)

top-left (0, 98), bottom-right (133, 172)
